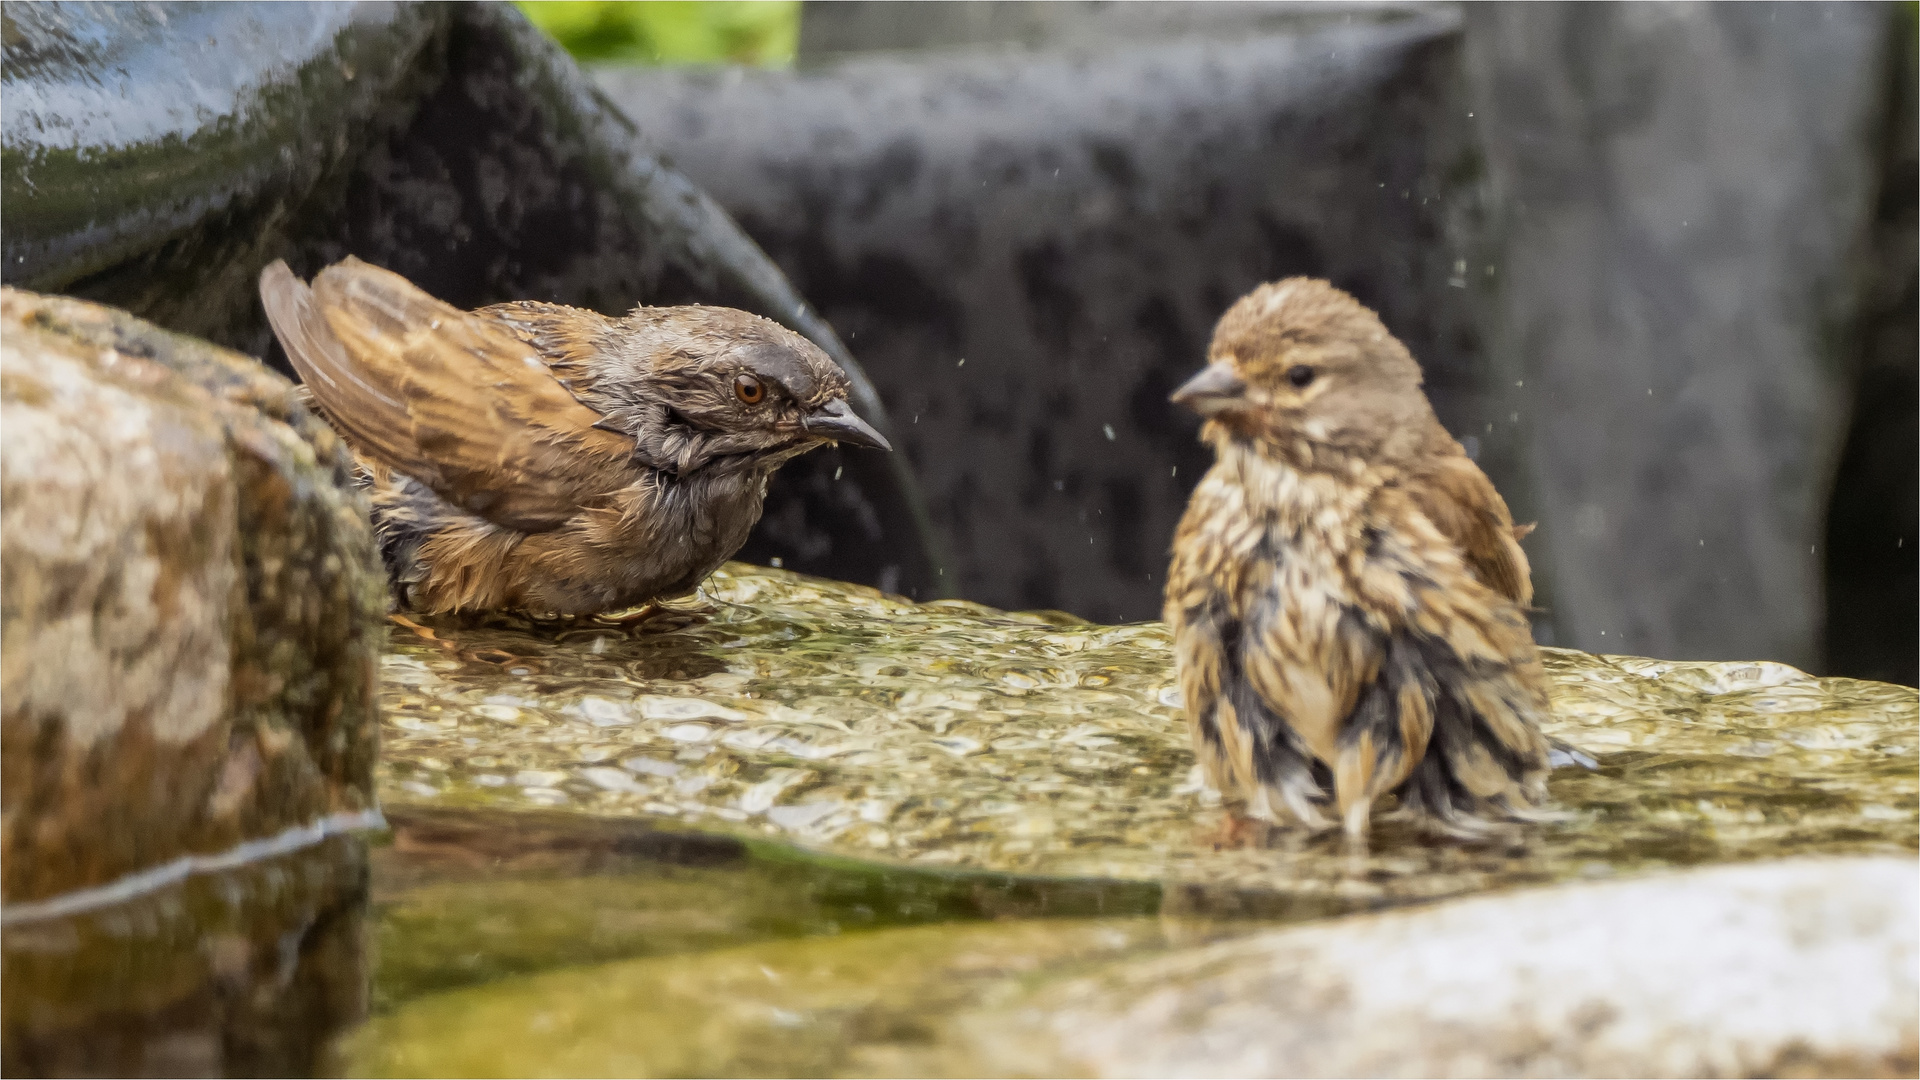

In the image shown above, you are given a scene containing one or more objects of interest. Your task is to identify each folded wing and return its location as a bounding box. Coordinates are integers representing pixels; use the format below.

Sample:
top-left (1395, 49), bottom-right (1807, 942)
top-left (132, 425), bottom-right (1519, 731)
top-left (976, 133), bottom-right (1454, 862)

top-left (260, 258), bottom-right (637, 533)
top-left (1405, 452), bottom-right (1534, 607)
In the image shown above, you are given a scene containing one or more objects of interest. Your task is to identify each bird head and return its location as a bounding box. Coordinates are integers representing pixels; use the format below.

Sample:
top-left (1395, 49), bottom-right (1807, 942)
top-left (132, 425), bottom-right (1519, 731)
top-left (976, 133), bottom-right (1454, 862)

top-left (596, 306), bottom-right (890, 474)
top-left (1171, 278), bottom-right (1437, 468)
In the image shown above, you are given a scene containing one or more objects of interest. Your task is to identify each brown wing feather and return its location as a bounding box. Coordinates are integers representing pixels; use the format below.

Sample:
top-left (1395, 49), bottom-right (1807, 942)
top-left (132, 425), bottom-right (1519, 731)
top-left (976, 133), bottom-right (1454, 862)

top-left (261, 258), bottom-right (637, 533)
top-left (475, 301), bottom-right (608, 392)
top-left (1404, 453), bottom-right (1534, 607)
top-left (260, 260), bottom-right (421, 470)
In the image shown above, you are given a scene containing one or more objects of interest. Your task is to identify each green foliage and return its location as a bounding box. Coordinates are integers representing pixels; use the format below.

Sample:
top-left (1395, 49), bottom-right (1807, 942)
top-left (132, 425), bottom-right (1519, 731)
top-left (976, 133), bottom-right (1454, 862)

top-left (515, 1), bottom-right (800, 67)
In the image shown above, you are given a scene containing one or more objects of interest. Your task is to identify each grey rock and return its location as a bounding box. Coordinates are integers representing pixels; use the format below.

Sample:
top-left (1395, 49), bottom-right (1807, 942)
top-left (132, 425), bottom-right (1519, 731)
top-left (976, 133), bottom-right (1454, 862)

top-left (796, 0), bottom-right (1440, 59)
top-left (6, 0), bottom-right (1906, 666)
top-left (1461, 3), bottom-right (1897, 668)
top-left (965, 856), bottom-right (1920, 1078)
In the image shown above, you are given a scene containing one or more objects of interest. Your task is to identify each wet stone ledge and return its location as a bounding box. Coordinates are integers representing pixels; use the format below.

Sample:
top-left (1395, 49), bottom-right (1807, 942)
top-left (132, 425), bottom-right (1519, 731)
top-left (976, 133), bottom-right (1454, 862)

top-left (376, 562), bottom-right (1918, 907)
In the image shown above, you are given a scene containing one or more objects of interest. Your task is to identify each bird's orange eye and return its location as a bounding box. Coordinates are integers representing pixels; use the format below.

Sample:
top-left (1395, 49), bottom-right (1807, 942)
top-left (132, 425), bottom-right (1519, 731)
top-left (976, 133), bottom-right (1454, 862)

top-left (1286, 365), bottom-right (1317, 389)
top-left (734, 374), bottom-right (765, 404)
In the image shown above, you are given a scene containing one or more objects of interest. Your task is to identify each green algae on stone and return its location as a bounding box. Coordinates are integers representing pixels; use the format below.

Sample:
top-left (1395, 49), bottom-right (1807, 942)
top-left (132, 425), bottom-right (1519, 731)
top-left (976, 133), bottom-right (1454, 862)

top-left (375, 563), bottom-right (1917, 906)
top-left (368, 806), bottom-right (1159, 1009)
top-left (344, 917), bottom-right (1177, 1079)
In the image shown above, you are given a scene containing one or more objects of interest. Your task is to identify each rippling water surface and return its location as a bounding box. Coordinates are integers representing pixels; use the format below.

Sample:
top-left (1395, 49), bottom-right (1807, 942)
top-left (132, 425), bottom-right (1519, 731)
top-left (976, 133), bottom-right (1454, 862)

top-left (378, 563), bottom-right (1917, 899)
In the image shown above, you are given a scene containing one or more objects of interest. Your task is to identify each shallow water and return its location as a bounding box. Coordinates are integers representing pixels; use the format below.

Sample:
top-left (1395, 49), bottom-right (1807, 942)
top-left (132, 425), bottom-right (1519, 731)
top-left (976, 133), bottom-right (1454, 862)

top-left (377, 563), bottom-right (1917, 903)
top-left (5, 563), bottom-right (1913, 1076)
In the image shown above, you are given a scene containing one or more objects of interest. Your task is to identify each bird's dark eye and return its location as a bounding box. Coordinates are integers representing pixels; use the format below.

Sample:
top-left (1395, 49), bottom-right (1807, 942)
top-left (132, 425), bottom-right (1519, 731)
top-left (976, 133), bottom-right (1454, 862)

top-left (733, 374), bottom-right (765, 404)
top-left (1286, 365), bottom-right (1317, 389)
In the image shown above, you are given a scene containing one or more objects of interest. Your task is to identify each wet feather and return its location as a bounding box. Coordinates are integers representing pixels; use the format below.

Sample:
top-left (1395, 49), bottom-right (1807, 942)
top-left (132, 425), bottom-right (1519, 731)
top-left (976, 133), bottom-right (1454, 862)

top-left (260, 257), bottom-right (887, 616)
top-left (1165, 278), bottom-right (1550, 844)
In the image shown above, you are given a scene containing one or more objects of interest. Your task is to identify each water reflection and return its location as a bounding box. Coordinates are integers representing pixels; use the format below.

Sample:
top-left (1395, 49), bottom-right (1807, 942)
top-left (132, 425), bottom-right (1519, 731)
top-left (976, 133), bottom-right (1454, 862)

top-left (2, 836), bottom-right (368, 1077)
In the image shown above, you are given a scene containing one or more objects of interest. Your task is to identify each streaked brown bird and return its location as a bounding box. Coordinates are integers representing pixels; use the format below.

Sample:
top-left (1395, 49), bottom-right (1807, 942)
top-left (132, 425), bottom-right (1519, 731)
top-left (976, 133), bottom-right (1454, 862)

top-left (1164, 278), bottom-right (1550, 845)
top-left (259, 257), bottom-right (889, 616)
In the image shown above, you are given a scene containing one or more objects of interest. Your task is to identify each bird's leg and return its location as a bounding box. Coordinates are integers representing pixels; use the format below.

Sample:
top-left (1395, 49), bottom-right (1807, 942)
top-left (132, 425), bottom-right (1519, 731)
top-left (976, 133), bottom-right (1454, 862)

top-left (1335, 733), bottom-right (1378, 855)
top-left (1340, 801), bottom-right (1373, 862)
top-left (388, 612), bottom-right (461, 654)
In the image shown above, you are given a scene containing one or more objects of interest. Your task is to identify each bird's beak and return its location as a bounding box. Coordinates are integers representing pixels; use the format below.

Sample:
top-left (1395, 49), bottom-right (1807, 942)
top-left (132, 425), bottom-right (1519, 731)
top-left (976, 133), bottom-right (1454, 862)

top-left (804, 398), bottom-right (892, 450)
top-left (1170, 363), bottom-right (1248, 416)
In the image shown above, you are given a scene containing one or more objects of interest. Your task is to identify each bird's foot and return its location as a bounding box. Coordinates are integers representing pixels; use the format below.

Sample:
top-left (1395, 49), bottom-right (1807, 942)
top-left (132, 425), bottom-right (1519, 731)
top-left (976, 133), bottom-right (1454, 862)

top-left (601, 602), bottom-right (662, 628)
top-left (388, 612), bottom-right (460, 654)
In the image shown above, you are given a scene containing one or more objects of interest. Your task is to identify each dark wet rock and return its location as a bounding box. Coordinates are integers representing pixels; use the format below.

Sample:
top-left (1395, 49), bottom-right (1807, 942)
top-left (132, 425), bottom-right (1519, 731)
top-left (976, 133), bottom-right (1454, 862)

top-left (8, 1), bottom-right (1905, 660)
top-left (0, 288), bottom-right (384, 905)
top-left (1, 836), bottom-right (368, 1078)
top-left (596, 6), bottom-right (1485, 623)
top-left (1824, 8), bottom-right (1918, 687)
top-left (1461, 4), bottom-right (1901, 670)
top-left (961, 857), bottom-right (1919, 1078)
top-left (0, 2), bottom-right (443, 335)
top-left (0, 1), bottom-right (942, 599)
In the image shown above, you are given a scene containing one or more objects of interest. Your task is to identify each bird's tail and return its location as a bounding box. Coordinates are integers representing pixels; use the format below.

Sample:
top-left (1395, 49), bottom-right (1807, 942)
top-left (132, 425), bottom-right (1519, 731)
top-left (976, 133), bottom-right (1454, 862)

top-left (1334, 630), bottom-right (1552, 842)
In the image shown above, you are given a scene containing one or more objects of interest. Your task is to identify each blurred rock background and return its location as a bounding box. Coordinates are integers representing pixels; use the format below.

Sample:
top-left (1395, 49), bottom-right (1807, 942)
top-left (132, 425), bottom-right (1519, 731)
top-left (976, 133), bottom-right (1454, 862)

top-left (590, 0), bottom-right (1918, 683)
top-left (4, 0), bottom-right (1911, 683)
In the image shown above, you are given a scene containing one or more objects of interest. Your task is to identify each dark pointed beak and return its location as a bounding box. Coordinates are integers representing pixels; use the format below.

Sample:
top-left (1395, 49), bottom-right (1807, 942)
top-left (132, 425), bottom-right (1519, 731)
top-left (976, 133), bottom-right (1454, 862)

top-left (1170, 363), bottom-right (1248, 416)
top-left (804, 397), bottom-right (892, 451)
